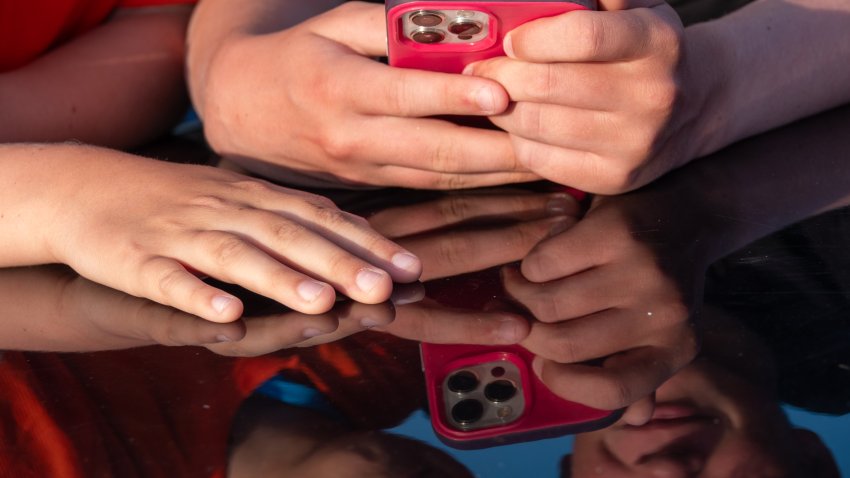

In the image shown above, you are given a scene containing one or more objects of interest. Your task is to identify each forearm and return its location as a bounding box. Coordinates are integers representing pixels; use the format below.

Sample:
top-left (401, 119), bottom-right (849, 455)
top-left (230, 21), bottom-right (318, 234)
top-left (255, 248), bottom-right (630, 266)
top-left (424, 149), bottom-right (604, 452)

top-left (186, 0), bottom-right (342, 117)
top-left (686, 0), bottom-right (850, 157)
top-left (0, 7), bottom-right (192, 149)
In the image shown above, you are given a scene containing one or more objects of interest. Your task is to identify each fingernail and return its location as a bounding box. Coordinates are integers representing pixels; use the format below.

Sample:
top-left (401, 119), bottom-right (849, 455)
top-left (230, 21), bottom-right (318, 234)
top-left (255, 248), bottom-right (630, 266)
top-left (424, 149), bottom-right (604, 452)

top-left (391, 252), bottom-right (421, 274)
top-left (302, 328), bottom-right (324, 339)
top-left (474, 87), bottom-right (496, 114)
top-left (532, 357), bottom-right (544, 378)
top-left (211, 295), bottom-right (236, 314)
top-left (503, 34), bottom-right (515, 57)
top-left (462, 63), bottom-right (475, 75)
top-left (546, 194), bottom-right (571, 216)
top-left (360, 318), bottom-right (380, 329)
top-left (215, 334), bottom-right (233, 343)
top-left (297, 280), bottom-right (327, 303)
top-left (356, 268), bottom-right (385, 294)
top-left (548, 219), bottom-right (571, 238)
top-left (496, 318), bottom-right (521, 343)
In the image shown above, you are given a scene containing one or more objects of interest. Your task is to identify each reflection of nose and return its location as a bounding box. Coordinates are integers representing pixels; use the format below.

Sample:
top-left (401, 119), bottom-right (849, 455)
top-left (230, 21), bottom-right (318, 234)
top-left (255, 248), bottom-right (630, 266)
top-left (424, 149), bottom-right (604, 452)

top-left (603, 422), bottom-right (709, 477)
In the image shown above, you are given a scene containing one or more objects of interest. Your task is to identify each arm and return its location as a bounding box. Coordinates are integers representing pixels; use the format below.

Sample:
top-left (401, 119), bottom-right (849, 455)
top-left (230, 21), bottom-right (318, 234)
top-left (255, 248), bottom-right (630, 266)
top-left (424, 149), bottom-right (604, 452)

top-left (689, 0), bottom-right (850, 156)
top-left (0, 6), bottom-right (192, 149)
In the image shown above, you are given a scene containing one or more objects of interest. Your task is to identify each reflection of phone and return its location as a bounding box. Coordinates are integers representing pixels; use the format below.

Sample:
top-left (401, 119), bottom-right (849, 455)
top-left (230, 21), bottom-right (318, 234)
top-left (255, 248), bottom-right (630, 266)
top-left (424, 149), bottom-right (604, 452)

top-left (421, 342), bottom-right (621, 449)
top-left (386, 0), bottom-right (596, 73)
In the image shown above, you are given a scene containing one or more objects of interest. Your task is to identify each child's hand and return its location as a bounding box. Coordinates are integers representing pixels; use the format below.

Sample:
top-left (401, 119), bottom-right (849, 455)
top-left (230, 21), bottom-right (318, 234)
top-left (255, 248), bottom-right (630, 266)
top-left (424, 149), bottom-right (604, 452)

top-left (4, 144), bottom-right (421, 323)
top-left (465, 0), bottom-right (703, 193)
top-left (504, 194), bottom-right (704, 415)
top-left (191, 2), bottom-right (537, 189)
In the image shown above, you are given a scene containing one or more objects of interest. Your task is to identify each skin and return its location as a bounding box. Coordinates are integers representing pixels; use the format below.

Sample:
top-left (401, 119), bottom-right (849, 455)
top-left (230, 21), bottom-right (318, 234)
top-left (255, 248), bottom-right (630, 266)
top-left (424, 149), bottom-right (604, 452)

top-left (0, 6), bottom-right (193, 149)
top-left (0, 144), bottom-right (422, 323)
top-left (187, 0), bottom-right (850, 192)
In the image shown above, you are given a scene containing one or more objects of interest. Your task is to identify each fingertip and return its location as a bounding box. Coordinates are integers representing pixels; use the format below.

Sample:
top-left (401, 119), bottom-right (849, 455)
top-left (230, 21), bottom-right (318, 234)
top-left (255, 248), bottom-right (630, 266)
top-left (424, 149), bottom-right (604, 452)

top-left (495, 315), bottom-right (529, 344)
top-left (503, 33), bottom-right (516, 58)
top-left (390, 251), bottom-right (423, 282)
top-left (209, 294), bottom-right (244, 323)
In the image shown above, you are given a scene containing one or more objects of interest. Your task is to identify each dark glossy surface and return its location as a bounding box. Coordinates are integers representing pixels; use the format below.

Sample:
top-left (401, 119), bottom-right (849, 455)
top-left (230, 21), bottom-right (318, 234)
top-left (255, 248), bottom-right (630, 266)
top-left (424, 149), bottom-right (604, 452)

top-left (1, 105), bottom-right (850, 477)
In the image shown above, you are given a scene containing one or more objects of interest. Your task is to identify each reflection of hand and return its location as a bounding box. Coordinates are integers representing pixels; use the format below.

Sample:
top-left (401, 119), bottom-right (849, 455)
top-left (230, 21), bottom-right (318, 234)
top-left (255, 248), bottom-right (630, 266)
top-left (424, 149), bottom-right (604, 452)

top-left (3, 144), bottom-right (420, 324)
top-left (207, 300), bottom-right (396, 357)
top-left (466, 0), bottom-right (702, 193)
top-left (0, 266), bottom-right (245, 351)
top-left (368, 189), bottom-right (581, 280)
top-left (506, 195), bottom-right (704, 413)
top-left (191, 2), bottom-right (537, 189)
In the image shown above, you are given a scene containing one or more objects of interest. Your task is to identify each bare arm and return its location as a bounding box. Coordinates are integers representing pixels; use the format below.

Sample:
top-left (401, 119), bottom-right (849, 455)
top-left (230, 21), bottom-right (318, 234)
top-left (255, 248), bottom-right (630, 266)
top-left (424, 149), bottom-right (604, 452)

top-left (0, 6), bottom-right (192, 149)
top-left (689, 0), bottom-right (850, 157)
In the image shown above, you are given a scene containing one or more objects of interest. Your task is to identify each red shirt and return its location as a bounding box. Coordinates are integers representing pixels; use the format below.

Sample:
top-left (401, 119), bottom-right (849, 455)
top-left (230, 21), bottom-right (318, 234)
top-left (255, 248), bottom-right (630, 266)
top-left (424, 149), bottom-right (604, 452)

top-left (0, 0), bottom-right (196, 72)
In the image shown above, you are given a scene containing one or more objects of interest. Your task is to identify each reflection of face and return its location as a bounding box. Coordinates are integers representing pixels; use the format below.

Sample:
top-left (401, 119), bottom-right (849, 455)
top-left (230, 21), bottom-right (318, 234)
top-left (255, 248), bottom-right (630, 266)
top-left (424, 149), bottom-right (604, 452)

top-left (286, 430), bottom-right (472, 478)
top-left (567, 360), bottom-right (830, 478)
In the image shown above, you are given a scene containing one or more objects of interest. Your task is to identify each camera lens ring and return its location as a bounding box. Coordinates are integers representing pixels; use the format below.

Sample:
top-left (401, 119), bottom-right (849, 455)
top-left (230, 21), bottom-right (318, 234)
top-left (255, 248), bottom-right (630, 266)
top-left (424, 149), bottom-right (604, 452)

top-left (410, 10), bottom-right (444, 27)
top-left (447, 370), bottom-right (479, 393)
top-left (410, 28), bottom-right (446, 44)
top-left (451, 399), bottom-right (485, 425)
top-left (484, 379), bottom-right (517, 403)
top-left (448, 19), bottom-right (483, 37)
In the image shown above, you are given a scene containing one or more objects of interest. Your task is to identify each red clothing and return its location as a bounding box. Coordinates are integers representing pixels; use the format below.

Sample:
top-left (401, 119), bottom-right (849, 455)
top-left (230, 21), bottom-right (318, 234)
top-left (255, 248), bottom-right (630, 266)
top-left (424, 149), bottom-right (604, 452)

top-left (0, 0), bottom-right (196, 72)
top-left (0, 333), bottom-right (423, 477)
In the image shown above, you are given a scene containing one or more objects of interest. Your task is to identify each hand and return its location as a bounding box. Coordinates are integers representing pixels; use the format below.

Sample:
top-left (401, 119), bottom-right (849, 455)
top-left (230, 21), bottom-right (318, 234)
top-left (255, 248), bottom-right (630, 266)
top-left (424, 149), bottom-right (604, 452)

top-left (367, 188), bottom-right (581, 280)
top-left (15, 145), bottom-right (421, 323)
top-left (465, 0), bottom-right (706, 193)
top-left (193, 2), bottom-right (538, 189)
top-left (505, 194), bottom-right (705, 415)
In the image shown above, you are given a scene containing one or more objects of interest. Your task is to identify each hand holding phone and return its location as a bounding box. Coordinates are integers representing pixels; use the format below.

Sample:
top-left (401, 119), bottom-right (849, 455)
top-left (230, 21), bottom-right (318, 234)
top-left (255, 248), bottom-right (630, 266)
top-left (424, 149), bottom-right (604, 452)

top-left (386, 0), bottom-right (596, 73)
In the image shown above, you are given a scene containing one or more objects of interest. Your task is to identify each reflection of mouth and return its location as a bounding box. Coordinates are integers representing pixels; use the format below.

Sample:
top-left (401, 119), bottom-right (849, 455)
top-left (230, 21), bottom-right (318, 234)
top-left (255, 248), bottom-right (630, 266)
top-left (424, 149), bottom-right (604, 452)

top-left (605, 401), bottom-right (724, 469)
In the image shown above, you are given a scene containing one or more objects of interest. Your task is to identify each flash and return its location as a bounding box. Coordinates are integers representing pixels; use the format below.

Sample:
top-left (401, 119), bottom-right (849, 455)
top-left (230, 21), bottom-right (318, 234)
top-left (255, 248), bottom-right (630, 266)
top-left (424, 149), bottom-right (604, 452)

top-left (455, 10), bottom-right (475, 18)
top-left (497, 406), bottom-right (513, 419)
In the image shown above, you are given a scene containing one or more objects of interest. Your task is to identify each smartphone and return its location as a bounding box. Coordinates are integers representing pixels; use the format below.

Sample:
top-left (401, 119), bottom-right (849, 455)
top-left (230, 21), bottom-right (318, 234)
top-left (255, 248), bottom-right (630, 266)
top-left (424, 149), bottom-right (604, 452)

top-left (386, 0), bottom-right (596, 73)
top-left (419, 269), bottom-right (621, 449)
top-left (421, 342), bottom-right (621, 449)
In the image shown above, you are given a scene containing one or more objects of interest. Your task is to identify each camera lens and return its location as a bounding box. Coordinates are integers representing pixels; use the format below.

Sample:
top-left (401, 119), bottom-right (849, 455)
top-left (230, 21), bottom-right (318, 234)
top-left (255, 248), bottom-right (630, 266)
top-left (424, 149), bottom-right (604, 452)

top-left (411, 29), bottom-right (445, 44)
top-left (447, 371), bottom-right (479, 393)
top-left (448, 20), bottom-right (483, 37)
top-left (451, 399), bottom-right (484, 425)
top-left (484, 380), bottom-right (517, 402)
top-left (411, 11), bottom-right (443, 27)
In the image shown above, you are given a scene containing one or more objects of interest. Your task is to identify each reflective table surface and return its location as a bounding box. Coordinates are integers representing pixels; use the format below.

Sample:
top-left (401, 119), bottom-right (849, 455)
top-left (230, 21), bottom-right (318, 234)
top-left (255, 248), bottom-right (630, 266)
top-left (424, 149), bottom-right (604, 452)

top-left (1, 104), bottom-right (849, 477)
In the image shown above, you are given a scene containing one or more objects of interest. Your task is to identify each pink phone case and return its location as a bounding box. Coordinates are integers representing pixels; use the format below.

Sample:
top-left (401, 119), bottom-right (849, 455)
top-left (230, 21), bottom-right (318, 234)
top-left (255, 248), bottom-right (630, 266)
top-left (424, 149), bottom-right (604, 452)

top-left (386, 0), bottom-right (595, 73)
top-left (421, 342), bottom-right (621, 449)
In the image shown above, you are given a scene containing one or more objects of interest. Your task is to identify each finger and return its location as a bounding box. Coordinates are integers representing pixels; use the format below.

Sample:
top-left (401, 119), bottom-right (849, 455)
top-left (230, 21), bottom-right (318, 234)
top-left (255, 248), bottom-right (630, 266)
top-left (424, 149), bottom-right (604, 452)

top-left (509, 133), bottom-right (633, 195)
top-left (520, 220), bottom-right (612, 283)
top-left (521, 308), bottom-right (664, 363)
top-left (505, 8), bottom-right (674, 63)
top-left (374, 165), bottom-right (540, 190)
top-left (137, 303), bottom-right (248, 346)
top-left (228, 184), bottom-right (422, 283)
top-left (308, 2), bottom-right (388, 57)
top-left (204, 212), bottom-right (399, 305)
top-left (465, 58), bottom-right (621, 110)
top-left (369, 192), bottom-right (580, 238)
top-left (405, 217), bottom-right (573, 281)
top-left (384, 304), bottom-right (529, 344)
top-left (295, 301), bottom-right (396, 347)
top-left (341, 58), bottom-right (510, 117)
top-left (621, 393), bottom-right (656, 426)
top-left (504, 266), bottom-right (635, 322)
top-left (134, 256), bottom-right (245, 323)
top-left (207, 311), bottom-right (339, 357)
top-left (490, 103), bottom-right (621, 155)
top-left (532, 347), bottom-right (677, 409)
top-left (330, 115), bottom-right (523, 176)
top-left (174, 230), bottom-right (339, 314)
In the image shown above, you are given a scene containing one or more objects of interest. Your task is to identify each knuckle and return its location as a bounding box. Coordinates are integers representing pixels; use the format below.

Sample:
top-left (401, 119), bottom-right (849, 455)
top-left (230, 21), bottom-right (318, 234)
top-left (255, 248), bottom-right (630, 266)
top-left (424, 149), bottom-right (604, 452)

top-left (549, 335), bottom-right (581, 363)
top-left (155, 266), bottom-right (187, 299)
top-left (437, 196), bottom-right (474, 223)
top-left (574, 15), bottom-right (606, 58)
top-left (188, 194), bottom-right (228, 210)
top-left (318, 129), bottom-right (359, 162)
top-left (231, 178), bottom-right (274, 196)
top-left (436, 235), bottom-right (476, 268)
top-left (268, 220), bottom-right (308, 245)
top-left (429, 135), bottom-right (463, 175)
top-left (204, 233), bottom-right (248, 266)
top-left (515, 103), bottom-right (546, 138)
